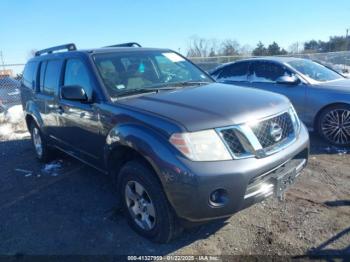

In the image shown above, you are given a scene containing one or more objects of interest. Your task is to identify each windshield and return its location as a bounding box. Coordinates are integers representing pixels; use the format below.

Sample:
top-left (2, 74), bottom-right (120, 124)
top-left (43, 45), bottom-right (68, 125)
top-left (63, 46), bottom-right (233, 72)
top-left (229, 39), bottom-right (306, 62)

top-left (288, 59), bottom-right (343, 82)
top-left (93, 51), bottom-right (212, 98)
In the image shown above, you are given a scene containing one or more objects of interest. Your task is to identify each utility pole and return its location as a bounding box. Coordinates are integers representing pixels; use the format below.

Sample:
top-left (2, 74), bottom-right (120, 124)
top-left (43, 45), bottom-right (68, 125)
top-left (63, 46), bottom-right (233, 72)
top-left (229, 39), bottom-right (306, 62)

top-left (0, 51), bottom-right (5, 71)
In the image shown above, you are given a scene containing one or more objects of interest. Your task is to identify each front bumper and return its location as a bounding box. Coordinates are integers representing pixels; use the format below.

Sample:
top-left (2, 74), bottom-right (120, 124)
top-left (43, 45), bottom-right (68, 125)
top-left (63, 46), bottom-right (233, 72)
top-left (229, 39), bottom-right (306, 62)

top-left (164, 123), bottom-right (309, 222)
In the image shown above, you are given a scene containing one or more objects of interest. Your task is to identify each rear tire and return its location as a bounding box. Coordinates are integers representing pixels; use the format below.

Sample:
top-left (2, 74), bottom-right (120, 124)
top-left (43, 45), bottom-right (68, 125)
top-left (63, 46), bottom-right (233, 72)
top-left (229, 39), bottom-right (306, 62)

top-left (29, 122), bottom-right (55, 162)
top-left (119, 160), bottom-right (182, 243)
top-left (317, 104), bottom-right (350, 146)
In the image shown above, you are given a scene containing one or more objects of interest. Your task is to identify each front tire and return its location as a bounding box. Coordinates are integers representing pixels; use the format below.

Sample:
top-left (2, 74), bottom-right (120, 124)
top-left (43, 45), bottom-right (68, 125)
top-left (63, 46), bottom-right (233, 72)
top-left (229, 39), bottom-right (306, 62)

top-left (317, 104), bottom-right (350, 146)
top-left (119, 160), bottom-right (182, 243)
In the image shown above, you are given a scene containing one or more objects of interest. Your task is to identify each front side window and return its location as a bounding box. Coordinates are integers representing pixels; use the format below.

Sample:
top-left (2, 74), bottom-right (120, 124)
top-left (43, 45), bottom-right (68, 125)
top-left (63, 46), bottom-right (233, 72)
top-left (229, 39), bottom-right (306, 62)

top-left (43, 60), bottom-right (61, 95)
top-left (218, 62), bottom-right (249, 81)
top-left (93, 51), bottom-right (212, 98)
top-left (250, 61), bottom-right (292, 83)
top-left (288, 59), bottom-right (343, 82)
top-left (64, 59), bottom-right (92, 96)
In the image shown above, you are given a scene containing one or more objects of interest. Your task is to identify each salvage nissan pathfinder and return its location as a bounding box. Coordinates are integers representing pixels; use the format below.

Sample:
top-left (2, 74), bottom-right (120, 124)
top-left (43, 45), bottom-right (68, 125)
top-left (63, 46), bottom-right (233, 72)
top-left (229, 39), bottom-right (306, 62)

top-left (20, 43), bottom-right (309, 243)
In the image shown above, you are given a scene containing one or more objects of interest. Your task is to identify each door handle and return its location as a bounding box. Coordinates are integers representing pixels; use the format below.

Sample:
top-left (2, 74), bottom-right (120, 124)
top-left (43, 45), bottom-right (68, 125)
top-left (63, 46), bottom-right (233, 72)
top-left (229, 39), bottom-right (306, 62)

top-left (57, 106), bottom-right (64, 115)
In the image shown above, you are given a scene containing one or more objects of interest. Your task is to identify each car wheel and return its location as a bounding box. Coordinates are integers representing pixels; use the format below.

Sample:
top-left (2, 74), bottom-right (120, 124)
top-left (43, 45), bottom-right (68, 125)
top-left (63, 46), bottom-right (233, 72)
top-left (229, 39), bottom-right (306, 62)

top-left (30, 122), bottom-right (55, 162)
top-left (119, 160), bottom-right (182, 243)
top-left (318, 104), bottom-right (350, 146)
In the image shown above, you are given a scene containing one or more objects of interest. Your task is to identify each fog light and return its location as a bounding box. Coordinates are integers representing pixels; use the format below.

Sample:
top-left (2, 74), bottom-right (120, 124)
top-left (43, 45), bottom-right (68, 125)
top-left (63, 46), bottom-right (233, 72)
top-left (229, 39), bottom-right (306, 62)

top-left (209, 189), bottom-right (228, 207)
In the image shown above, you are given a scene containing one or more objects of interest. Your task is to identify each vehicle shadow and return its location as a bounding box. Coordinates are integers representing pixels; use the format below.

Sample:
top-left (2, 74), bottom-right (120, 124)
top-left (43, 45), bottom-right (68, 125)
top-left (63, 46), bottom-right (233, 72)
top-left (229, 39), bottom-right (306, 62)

top-left (295, 200), bottom-right (350, 260)
top-left (309, 132), bottom-right (349, 156)
top-left (295, 227), bottom-right (350, 260)
top-left (0, 137), bottom-right (228, 255)
top-left (324, 200), bottom-right (350, 207)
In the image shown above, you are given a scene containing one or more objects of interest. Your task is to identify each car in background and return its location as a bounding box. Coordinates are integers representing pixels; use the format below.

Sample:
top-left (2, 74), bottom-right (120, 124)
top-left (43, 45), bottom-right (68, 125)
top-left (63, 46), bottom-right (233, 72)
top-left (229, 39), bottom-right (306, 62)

top-left (210, 57), bottom-right (350, 146)
top-left (0, 77), bottom-right (21, 112)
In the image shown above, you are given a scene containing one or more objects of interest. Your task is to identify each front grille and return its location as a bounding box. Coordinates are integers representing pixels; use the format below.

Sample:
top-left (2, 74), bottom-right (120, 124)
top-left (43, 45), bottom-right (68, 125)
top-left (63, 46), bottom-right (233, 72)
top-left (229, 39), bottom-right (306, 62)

top-left (220, 129), bottom-right (246, 156)
top-left (251, 112), bottom-right (294, 149)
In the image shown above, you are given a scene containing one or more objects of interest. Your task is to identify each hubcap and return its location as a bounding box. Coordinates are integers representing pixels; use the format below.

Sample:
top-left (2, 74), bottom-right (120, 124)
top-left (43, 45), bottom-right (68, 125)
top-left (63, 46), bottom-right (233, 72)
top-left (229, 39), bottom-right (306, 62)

top-left (125, 181), bottom-right (156, 231)
top-left (32, 127), bottom-right (43, 157)
top-left (321, 109), bottom-right (350, 145)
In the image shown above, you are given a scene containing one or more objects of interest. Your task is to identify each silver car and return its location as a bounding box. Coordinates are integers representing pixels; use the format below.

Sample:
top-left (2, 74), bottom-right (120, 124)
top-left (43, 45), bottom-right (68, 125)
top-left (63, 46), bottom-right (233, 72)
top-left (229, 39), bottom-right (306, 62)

top-left (210, 57), bottom-right (350, 146)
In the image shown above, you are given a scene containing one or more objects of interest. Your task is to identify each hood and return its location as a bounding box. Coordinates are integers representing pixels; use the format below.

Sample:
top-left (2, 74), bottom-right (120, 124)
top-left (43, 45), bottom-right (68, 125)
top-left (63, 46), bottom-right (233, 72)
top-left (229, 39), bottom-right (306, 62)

top-left (117, 83), bottom-right (290, 132)
top-left (315, 78), bottom-right (350, 93)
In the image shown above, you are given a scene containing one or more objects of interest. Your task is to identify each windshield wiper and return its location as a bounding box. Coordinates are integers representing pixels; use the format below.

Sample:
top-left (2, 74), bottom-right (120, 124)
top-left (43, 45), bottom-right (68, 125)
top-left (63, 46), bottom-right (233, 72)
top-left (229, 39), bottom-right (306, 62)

top-left (177, 81), bottom-right (212, 86)
top-left (113, 81), bottom-right (211, 99)
top-left (114, 86), bottom-right (178, 99)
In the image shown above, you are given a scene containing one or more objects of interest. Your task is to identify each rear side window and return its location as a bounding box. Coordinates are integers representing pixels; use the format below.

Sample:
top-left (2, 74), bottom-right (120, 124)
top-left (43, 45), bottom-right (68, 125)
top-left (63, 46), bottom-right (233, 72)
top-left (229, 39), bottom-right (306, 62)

top-left (43, 60), bottom-right (62, 95)
top-left (22, 61), bottom-right (38, 89)
top-left (218, 62), bottom-right (249, 81)
top-left (250, 62), bottom-right (292, 83)
top-left (64, 59), bottom-right (92, 96)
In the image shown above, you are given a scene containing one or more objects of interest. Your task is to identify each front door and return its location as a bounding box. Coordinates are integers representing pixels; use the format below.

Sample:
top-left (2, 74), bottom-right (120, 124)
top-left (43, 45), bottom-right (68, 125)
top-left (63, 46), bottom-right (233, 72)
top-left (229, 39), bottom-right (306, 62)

top-left (55, 58), bottom-right (104, 166)
top-left (248, 61), bottom-right (306, 120)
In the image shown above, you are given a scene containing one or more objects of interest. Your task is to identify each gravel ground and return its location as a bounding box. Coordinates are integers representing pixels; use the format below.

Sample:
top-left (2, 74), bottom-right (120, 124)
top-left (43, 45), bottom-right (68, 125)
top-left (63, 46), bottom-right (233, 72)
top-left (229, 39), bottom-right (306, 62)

top-left (0, 131), bottom-right (349, 258)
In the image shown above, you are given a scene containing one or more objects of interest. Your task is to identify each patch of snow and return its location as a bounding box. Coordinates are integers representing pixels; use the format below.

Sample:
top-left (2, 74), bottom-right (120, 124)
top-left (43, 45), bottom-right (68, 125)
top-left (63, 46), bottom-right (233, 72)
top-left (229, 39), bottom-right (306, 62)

top-left (0, 123), bottom-right (12, 137)
top-left (323, 146), bottom-right (348, 155)
top-left (15, 168), bottom-right (33, 177)
top-left (42, 160), bottom-right (63, 176)
top-left (6, 105), bottom-right (24, 124)
top-left (0, 105), bottom-right (29, 141)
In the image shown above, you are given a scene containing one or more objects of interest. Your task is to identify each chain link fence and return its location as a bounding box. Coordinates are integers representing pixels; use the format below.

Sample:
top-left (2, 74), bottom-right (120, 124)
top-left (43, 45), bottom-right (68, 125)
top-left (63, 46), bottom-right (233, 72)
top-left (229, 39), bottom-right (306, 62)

top-left (189, 51), bottom-right (350, 76)
top-left (0, 50), bottom-right (349, 113)
top-left (0, 71), bottom-right (22, 113)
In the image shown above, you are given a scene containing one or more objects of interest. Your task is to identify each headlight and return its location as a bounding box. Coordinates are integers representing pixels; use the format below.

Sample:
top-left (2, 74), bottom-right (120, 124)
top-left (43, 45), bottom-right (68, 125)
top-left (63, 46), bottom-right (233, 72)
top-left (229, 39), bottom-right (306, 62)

top-left (169, 130), bottom-right (232, 161)
top-left (289, 104), bottom-right (301, 134)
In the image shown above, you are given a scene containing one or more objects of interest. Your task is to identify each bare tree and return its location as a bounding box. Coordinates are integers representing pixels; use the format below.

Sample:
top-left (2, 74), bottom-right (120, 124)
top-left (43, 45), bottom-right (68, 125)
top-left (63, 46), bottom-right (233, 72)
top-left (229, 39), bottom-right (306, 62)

top-left (186, 36), bottom-right (218, 57)
top-left (27, 49), bottom-right (37, 59)
top-left (239, 44), bottom-right (253, 56)
top-left (288, 42), bottom-right (303, 54)
top-left (220, 39), bottom-right (240, 56)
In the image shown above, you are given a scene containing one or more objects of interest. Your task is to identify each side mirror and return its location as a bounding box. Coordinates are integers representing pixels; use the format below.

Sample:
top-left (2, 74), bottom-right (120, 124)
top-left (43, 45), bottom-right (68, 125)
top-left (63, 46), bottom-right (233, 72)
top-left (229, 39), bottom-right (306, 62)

top-left (61, 85), bottom-right (88, 102)
top-left (276, 75), bottom-right (300, 85)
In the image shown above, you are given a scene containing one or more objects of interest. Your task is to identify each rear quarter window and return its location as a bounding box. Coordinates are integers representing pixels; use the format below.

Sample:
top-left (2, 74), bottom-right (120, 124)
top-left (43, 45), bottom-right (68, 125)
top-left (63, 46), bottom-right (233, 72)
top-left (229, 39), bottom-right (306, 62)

top-left (22, 61), bottom-right (39, 89)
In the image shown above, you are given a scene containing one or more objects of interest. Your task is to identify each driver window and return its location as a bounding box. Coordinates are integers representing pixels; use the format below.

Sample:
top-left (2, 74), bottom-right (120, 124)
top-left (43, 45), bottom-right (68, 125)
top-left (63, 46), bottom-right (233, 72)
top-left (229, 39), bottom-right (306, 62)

top-left (218, 62), bottom-right (249, 81)
top-left (64, 59), bottom-right (92, 96)
top-left (250, 62), bottom-right (292, 83)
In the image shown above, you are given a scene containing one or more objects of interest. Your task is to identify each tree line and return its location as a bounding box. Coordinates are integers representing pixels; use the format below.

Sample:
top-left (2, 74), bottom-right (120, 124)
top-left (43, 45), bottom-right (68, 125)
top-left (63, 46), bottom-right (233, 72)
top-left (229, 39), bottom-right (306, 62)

top-left (186, 34), bottom-right (350, 57)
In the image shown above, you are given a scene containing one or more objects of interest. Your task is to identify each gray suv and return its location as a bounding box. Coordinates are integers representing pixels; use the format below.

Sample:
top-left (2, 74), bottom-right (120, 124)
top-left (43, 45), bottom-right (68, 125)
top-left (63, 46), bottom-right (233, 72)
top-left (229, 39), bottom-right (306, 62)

top-left (21, 43), bottom-right (309, 243)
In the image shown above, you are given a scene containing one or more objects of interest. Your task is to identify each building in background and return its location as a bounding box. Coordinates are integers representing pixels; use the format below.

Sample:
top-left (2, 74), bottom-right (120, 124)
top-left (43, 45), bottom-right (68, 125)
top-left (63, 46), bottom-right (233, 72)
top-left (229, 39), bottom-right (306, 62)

top-left (0, 69), bottom-right (13, 78)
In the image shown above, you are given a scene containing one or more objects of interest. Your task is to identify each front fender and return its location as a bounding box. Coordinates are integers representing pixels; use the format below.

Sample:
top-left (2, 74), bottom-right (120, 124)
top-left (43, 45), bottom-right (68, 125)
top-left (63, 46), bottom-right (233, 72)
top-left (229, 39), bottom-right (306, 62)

top-left (104, 123), bottom-right (198, 215)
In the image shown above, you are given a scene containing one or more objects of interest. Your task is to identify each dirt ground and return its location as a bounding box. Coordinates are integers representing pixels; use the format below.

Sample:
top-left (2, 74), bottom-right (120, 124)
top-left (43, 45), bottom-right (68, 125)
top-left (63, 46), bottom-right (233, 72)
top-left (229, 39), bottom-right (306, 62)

top-left (0, 130), bottom-right (349, 258)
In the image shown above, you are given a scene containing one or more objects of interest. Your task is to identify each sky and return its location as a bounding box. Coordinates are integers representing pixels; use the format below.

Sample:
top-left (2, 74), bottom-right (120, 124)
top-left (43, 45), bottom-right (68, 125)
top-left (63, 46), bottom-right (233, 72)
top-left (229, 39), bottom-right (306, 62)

top-left (1, 0), bottom-right (350, 69)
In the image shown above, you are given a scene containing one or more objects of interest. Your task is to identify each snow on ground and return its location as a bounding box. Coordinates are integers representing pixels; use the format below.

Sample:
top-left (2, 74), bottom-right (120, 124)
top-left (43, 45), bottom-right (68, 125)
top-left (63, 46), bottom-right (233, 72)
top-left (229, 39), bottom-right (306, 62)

top-left (0, 105), bottom-right (29, 140)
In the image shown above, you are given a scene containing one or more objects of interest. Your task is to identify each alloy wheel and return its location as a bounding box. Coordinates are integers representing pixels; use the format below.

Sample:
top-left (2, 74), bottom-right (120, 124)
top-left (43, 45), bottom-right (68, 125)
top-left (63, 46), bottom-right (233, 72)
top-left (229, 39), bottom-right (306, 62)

top-left (125, 180), bottom-right (156, 231)
top-left (321, 109), bottom-right (350, 145)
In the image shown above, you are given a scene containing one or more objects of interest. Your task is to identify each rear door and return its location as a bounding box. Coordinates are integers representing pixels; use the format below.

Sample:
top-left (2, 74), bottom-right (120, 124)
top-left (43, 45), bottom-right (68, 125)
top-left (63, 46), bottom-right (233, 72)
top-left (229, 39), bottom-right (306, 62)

top-left (215, 61), bottom-right (251, 87)
top-left (248, 61), bottom-right (306, 116)
top-left (36, 59), bottom-right (63, 137)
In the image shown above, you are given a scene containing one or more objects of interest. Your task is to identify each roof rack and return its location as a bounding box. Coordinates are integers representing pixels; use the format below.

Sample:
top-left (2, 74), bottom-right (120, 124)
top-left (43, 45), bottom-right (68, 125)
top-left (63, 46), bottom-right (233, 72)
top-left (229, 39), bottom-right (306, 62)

top-left (35, 43), bottom-right (77, 56)
top-left (104, 42), bottom-right (142, 48)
